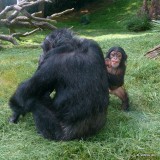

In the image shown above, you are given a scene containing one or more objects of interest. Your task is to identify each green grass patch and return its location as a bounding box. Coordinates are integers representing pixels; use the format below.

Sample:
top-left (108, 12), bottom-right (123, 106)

top-left (0, 0), bottom-right (160, 159)
top-left (57, 0), bottom-right (141, 31)
top-left (0, 29), bottom-right (160, 160)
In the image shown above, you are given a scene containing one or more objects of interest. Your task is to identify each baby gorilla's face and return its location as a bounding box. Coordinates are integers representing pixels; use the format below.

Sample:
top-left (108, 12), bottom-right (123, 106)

top-left (109, 51), bottom-right (122, 68)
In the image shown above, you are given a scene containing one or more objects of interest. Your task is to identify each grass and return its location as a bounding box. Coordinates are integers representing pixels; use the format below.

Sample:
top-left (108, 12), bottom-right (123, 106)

top-left (56, 0), bottom-right (142, 31)
top-left (0, 0), bottom-right (160, 159)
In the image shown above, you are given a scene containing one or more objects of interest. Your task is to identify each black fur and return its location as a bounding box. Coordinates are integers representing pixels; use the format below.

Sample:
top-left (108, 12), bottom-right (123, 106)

top-left (9, 29), bottom-right (109, 140)
top-left (105, 46), bottom-right (129, 111)
top-left (105, 46), bottom-right (127, 88)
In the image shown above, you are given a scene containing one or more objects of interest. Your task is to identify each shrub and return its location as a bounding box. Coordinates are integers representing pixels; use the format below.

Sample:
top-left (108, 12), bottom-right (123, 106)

top-left (126, 14), bottom-right (152, 32)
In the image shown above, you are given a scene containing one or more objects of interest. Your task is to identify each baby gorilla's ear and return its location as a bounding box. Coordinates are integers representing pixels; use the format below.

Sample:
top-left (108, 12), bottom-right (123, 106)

top-left (105, 58), bottom-right (112, 68)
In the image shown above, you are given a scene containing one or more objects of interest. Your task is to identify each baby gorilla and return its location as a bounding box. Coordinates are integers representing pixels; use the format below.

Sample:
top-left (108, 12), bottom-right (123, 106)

top-left (105, 46), bottom-right (129, 111)
top-left (9, 28), bottom-right (109, 140)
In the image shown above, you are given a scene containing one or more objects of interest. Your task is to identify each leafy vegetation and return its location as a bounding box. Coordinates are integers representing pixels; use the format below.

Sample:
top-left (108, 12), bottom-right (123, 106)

top-left (0, 0), bottom-right (160, 159)
top-left (56, 0), bottom-right (142, 31)
top-left (126, 14), bottom-right (152, 32)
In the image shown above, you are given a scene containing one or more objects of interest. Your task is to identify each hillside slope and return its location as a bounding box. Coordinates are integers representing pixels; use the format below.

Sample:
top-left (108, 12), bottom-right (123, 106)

top-left (57, 0), bottom-right (142, 31)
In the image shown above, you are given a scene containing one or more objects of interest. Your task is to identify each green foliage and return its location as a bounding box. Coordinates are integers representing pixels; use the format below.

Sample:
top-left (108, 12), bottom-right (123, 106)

top-left (57, 0), bottom-right (141, 31)
top-left (80, 14), bottom-right (90, 25)
top-left (126, 14), bottom-right (152, 32)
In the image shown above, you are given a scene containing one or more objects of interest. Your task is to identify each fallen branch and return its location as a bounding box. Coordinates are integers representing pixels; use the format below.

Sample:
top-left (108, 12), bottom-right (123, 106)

top-left (0, 28), bottom-right (41, 44)
top-left (0, 0), bottom-right (51, 18)
top-left (145, 45), bottom-right (160, 59)
top-left (0, 34), bottom-right (18, 45)
top-left (0, 0), bottom-right (57, 33)
top-left (47, 8), bottom-right (74, 19)
top-left (0, 6), bottom-right (14, 19)
top-left (12, 28), bottom-right (41, 40)
top-left (7, 11), bottom-right (19, 21)
top-left (0, 0), bottom-right (75, 46)
top-left (13, 5), bottom-right (56, 23)
top-left (31, 11), bottom-right (43, 17)
top-left (20, 0), bottom-right (52, 9)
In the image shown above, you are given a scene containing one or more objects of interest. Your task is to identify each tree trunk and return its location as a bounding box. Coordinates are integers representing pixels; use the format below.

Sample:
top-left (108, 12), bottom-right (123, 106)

top-left (0, 0), bottom-right (5, 12)
top-left (38, 2), bottom-right (45, 17)
top-left (149, 0), bottom-right (160, 19)
top-left (142, 0), bottom-right (149, 14)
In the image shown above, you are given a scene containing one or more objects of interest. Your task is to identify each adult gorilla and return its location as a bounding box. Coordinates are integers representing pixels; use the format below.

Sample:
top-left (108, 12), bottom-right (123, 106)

top-left (9, 28), bottom-right (109, 140)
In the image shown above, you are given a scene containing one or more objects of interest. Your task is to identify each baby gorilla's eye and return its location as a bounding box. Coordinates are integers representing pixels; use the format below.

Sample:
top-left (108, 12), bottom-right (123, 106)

top-left (110, 51), bottom-right (117, 58)
top-left (117, 52), bottom-right (122, 59)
